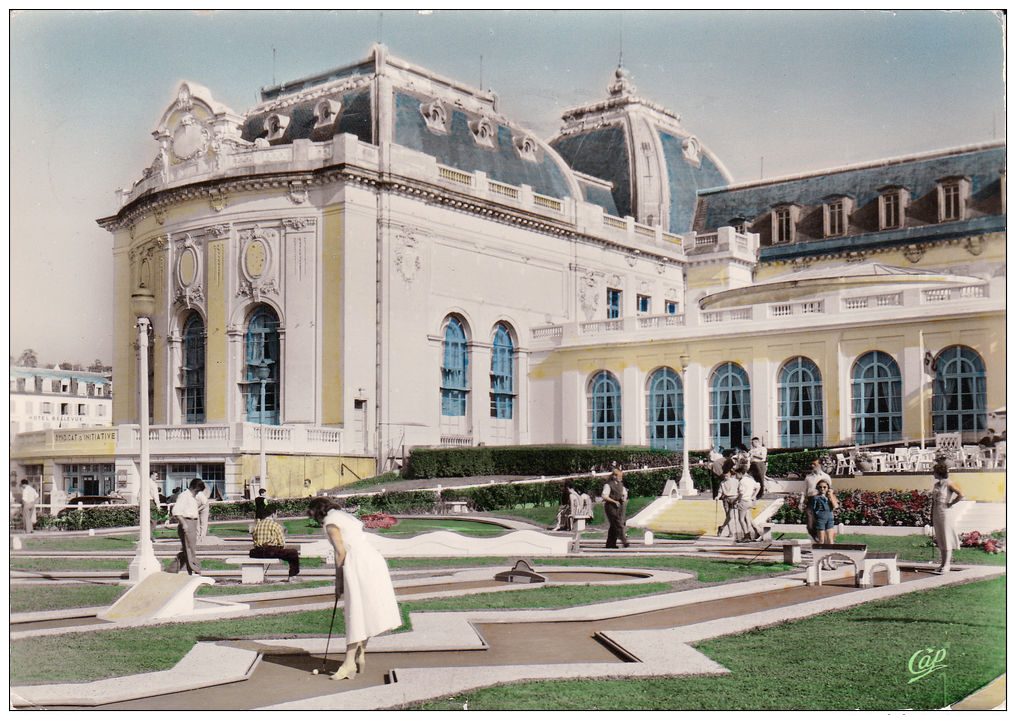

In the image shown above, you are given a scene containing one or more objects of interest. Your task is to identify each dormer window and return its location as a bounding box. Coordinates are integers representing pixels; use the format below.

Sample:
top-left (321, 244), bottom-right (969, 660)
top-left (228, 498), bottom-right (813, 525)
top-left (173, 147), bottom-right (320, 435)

top-left (265, 113), bottom-right (290, 142)
top-left (771, 204), bottom-right (800, 244)
top-left (878, 186), bottom-right (909, 230)
top-left (728, 216), bottom-right (751, 234)
top-left (822, 196), bottom-right (854, 237)
top-left (937, 176), bottom-right (970, 222)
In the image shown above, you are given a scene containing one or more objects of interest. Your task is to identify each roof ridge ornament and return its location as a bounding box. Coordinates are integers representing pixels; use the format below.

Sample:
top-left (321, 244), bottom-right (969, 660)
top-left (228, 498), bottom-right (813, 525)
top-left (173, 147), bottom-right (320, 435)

top-left (608, 66), bottom-right (636, 97)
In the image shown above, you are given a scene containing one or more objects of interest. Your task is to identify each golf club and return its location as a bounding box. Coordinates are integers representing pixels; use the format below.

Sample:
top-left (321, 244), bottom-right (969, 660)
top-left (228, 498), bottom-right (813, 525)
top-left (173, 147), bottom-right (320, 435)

top-left (319, 588), bottom-right (341, 672)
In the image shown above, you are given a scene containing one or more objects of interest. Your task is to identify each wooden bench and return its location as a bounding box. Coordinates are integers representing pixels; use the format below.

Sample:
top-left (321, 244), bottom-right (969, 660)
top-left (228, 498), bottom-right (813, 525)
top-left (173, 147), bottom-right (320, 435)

top-left (224, 556), bottom-right (287, 584)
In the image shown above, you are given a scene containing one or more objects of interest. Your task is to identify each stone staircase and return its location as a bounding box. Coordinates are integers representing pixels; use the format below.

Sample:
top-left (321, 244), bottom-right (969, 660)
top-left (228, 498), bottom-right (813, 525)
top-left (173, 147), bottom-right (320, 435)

top-left (952, 501), bottom-right (1006, 534)
top-left (630, 495), bottom-right (784, 536)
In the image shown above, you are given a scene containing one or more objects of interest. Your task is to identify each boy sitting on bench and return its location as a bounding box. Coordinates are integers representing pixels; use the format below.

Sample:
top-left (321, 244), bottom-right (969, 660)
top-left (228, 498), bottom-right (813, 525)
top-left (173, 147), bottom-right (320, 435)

top-left (250, 516), bottom-right (301, 580)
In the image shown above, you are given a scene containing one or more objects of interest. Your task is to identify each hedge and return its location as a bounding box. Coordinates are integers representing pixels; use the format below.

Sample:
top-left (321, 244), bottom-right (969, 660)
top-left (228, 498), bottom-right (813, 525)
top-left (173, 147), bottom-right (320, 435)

top-left (766, 449), bottom-right (830, 478)
top-left (405, 445), bottom-right (685, 479)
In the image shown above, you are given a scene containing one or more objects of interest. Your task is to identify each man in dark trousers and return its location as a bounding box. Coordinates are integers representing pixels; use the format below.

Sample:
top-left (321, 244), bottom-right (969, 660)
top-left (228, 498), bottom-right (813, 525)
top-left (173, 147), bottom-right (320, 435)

top-left (601, 468), bottom-right (630, 549)
top-left (254, 488), bottom-right (272, 520)
top-left (250, 515), bottom-right (301, 580)
top-left (166, 478), bottom-right (205, 575)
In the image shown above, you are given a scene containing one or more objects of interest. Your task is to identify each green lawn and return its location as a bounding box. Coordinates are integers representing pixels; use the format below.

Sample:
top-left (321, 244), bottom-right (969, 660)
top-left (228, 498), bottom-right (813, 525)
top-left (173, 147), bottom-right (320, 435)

top-left (388, 557), bottom-right (515, 568)
top-left (415, 576), bottom-right (1006, 711)
top-left (16, 535), bottom-right (139, 551)
top-left (491, 496), bottom-right (655, 529)
top-left (829, 533), bottom-right (1006, 566)
top-left (10, 581), bottom-right (672, 685)
top-left (378, 518), bottom-right (507, 537)
top-left (10, 584), bottom-right (130, 613)
top-left (11, 557), bottom-right (130, 572)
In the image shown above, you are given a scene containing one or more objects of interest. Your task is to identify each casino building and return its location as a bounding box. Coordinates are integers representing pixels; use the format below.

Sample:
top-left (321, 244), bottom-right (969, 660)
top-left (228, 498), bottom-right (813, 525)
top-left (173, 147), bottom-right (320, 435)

top-left (12, 44), bottom-right (1004, 499)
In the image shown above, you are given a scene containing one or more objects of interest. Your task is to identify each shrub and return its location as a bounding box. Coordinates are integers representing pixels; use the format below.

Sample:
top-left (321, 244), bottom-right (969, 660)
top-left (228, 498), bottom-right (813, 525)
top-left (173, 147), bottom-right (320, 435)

top-left (765, 449), bottom-right (830, 478)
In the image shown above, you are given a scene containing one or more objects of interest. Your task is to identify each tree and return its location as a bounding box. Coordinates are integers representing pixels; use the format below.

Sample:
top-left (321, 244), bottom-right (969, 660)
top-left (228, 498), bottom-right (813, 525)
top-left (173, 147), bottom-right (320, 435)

top-left (88, 358), bottom-right (108, 373)
top-left (16, 348), bottom-right (38, 367)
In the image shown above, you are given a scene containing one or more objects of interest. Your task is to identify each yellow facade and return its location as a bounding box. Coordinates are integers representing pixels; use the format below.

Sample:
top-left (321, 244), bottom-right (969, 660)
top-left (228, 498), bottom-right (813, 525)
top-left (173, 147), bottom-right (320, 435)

top-left (321, 207), bottom-right (344, 426)
top-left (236, 454), bottom-right (375, 498)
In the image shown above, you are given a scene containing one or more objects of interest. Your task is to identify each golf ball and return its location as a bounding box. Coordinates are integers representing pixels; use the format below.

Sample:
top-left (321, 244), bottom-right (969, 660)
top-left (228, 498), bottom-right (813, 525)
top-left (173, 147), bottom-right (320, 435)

top-left (312, 669), bottom-right (319, 675)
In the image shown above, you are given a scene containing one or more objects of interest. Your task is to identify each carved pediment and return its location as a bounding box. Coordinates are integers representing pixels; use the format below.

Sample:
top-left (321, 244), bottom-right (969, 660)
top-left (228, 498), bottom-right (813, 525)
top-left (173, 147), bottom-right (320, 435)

top-left (468, 116), bottom-right (497, 150)
top-left (420, 100), bottom-right (450, 135)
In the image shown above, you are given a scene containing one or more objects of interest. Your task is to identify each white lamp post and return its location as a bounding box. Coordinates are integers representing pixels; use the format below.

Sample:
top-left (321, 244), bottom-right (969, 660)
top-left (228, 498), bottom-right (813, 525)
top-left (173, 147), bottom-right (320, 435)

top-left (255, 360), bottom-right (272, 494)
top-left (128, 284), bottom-right (161, 582)
top-left (678, 354), bottom-right (697, 496)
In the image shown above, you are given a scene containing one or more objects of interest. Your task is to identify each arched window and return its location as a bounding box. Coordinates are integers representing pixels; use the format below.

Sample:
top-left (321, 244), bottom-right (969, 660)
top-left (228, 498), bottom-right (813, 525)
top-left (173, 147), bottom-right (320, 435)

top-left (710, 362), bottom-right (751, 450)
top-left (588, 371), bottom-right (622, 446)
top-left (851, 351), bottom-right (901, 444)
top-left (779, 357), bottom-right (823, 448)
top-left (933, 345), bottom-right (986, 437)
top-left (245, 306), bottom-right (280, 425)
top-left (647, 367), bottom-right (683, 450)
top-left (490, 324), bottom-right (514, 419)
top-left (182, 313), bottom-right (205, 424)
top-left (441, 317), bottom-right (468, 417)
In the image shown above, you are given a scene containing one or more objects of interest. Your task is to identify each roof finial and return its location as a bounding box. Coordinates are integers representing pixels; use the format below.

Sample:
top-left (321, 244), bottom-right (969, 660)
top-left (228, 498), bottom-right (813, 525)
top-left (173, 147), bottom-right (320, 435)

top-left (618, 13), bottom-right (624, 69)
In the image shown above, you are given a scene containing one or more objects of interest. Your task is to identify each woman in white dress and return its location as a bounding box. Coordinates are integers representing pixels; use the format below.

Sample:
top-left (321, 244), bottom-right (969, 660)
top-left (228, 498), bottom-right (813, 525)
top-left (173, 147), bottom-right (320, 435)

top-left (307, 497), bottom-right (402, 681)
top-left (930, 462), bottom-right (963, 573)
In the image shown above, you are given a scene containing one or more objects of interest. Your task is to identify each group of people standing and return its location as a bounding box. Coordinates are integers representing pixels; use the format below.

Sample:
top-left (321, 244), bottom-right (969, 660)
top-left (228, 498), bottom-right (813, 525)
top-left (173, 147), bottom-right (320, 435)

top-left (714, 457), bottom-right (765, 542)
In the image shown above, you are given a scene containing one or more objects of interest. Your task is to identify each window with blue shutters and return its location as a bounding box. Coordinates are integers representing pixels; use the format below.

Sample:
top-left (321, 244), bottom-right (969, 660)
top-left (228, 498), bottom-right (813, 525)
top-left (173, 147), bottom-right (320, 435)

top-left (588, 371), bottom-right (621, 445)
top-left (245, 306), bottom-right (280, 425)
top-left (182, 313), bottom-right (205, 424)
top-left (441, 317), bottom-right (468, 416)
top-left (710, 362), bottom-right (751, 450)
top-left (779, 357), bottom-right (823, 448)
top-left (851, 351), bottom-right (901, 444)
top-left (637, 294), bottom-right (650, 314)
top-left (647, 367), bottom-right (683, 450)
top-left (932, 345), bottom-right (986, 437)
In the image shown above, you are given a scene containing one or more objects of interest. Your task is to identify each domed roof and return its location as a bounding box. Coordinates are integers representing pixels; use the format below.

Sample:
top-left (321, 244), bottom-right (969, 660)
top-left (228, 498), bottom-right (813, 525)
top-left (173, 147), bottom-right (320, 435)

top-left (550, 67), bottom-right (731, 232)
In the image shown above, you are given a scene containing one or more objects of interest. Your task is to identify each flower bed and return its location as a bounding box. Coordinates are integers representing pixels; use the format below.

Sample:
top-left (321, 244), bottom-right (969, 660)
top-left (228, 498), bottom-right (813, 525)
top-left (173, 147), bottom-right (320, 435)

top-left (774, 489), bottom-right (931, 527)
top-left (960, 530), bottom-right (1006, 553)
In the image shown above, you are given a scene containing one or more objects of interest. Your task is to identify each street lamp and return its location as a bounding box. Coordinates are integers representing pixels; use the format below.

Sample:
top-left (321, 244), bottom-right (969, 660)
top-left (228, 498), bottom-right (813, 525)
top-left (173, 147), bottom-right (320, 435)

top-left (255, 360), bottom-right (273, 495)
top-left (678, 354), bottom-right (697, 496)
top-left (128, 284), bottom-right (161, 582)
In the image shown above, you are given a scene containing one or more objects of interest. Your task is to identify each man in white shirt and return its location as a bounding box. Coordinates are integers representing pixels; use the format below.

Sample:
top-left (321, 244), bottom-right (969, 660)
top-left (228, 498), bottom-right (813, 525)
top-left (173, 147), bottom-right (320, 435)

top-left (800, 459), bottom-right (829, 543)
top-left (166, 478), bottom-right (206, 575)
top-left (19, 480), bottom-right (39, 534)
top-left (735, 465), bottom-right (762, 542)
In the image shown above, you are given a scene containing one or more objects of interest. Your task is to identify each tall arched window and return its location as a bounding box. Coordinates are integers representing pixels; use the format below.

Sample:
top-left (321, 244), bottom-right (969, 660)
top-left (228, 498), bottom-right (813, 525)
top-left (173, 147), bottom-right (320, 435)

top-left (851, 351), bottom-right (901, 444)
top-left (647, 367), bottom-right (683, 450)
top-left (779, 357), bottom-right (823, 448)
top-left (182, 313), bottom-right (205, 424)
top-left (490, 324), bottom-right (514, 419)
top-left (245, 306), bottom-right (280, 425)
top-left (588, 371), bottom-right (622, 445)
top-left (933, 345), bottom-right (986, 437)
top-left (441, 317), bottom-right (468, 417)
top-left (710, 362), bottom-right (751, 450)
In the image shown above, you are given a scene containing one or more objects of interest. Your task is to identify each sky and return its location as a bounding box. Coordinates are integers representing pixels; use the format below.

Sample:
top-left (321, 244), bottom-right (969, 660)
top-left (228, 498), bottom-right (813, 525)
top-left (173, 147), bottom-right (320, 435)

top-left (8, 9), bottom-right (1007, 367)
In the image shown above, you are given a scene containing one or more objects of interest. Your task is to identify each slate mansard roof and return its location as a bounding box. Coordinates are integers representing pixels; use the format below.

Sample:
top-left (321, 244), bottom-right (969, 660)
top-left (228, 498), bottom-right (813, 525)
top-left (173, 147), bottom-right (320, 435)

top-left (693, 143), bottom-right (1005, 259)
top-left (243, 47), bottom-right (577, 201)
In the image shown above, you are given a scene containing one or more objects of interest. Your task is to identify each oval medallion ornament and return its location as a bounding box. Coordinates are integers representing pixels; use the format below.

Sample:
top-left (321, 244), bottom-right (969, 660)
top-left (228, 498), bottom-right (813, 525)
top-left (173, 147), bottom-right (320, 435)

top-left (171, 115), bottom-right (208, 161)
top-left (245, 241), bottom-right (267, 278)
top-left (179, 249), bottom-right (197, 286)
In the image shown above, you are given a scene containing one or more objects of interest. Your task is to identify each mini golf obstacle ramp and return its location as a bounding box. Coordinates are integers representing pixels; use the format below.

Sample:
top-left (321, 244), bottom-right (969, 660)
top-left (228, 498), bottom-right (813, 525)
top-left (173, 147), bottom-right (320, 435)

top-left (97, 571), bottom-right (249, 622)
